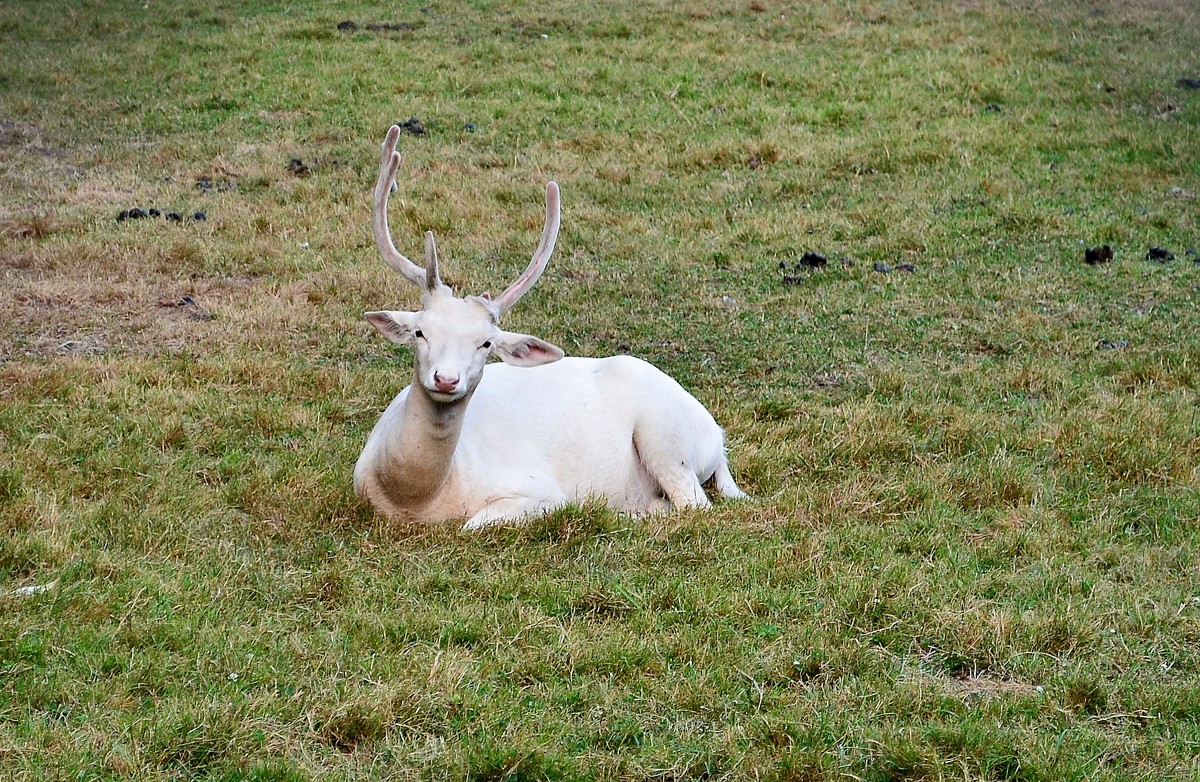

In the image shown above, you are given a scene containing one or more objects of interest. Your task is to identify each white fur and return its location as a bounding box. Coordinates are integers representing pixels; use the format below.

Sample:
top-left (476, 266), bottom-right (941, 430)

top-left (353, 125), bottom-right (747, 530)
top-left (355, 354), bottom-right (748, 530)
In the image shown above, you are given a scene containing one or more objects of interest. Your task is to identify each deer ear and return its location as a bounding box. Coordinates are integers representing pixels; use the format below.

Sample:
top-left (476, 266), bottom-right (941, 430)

top-left (493, 330), bottom-right (564, 367)
top-left (364, 311), bottom-right (419, 345)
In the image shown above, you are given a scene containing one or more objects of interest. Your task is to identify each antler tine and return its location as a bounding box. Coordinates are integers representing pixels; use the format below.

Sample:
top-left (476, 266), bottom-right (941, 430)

top-left (423, 231), bottom-right (447, 293)
top-left (372, 125), bottom-right (427, 289)
top-left (493, 181), bottom-right (561, 315)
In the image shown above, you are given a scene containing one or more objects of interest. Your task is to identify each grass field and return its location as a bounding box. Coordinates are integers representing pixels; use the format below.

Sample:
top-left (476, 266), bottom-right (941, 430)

top-left (2, 0), bottom-right (1199, 779)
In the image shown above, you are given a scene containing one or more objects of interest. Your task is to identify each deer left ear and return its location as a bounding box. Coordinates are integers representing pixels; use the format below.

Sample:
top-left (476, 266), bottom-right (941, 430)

top-left (493, 330), bottom-right (564, 367)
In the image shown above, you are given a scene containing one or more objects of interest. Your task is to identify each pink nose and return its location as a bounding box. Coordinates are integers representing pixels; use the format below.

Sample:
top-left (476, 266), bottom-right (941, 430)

top-left (433, 373), bottom-right (459, 394)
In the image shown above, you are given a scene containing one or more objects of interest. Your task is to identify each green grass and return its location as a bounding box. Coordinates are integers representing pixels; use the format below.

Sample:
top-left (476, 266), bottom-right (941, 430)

top-left (2, 0), bottom-right (1199, 779)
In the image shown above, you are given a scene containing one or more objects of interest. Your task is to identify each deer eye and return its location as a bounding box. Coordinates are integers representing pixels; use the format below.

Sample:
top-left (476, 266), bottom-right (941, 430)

top-left (414, 330), bottom-right (424, 339)
top-left (481, 340), bottom-right (493, 350)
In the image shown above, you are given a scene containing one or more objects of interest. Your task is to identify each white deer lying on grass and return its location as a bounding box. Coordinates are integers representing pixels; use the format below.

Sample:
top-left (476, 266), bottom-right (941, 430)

top-left (354, 125), bottom-right (748, 530)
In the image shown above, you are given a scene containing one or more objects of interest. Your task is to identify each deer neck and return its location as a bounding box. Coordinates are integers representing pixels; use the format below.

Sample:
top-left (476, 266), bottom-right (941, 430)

top-left (378, 373), bottom-right (472, 504)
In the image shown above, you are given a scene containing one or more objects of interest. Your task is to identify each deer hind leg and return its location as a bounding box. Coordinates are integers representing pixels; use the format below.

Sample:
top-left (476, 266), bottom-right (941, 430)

top-left (632, 429), bottom-right (712, 510)
top-left (712, 459), bottom-right (750, 500)
top-left (659, 468), bottom-right (711, 509)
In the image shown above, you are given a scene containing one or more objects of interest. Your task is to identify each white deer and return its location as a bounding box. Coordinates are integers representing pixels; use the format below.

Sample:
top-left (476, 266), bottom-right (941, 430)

top-left (354, 125), bottom-right (748, 530)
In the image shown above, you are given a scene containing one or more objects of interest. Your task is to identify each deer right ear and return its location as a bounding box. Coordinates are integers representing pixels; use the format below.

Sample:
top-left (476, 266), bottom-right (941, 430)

top-left (365, 311), bottom-right (419, 345)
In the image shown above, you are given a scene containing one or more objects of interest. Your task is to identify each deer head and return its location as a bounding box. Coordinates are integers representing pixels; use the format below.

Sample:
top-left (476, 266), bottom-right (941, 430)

top-left (364, 125), bottom-right (565, 404)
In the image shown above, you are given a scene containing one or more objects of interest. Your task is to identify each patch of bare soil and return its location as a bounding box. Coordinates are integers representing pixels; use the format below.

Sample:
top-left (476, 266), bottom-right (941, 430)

top-left (1, 214), bottom-right (59, 240)
top-left (0, 255), bottom-right (270, 360)
top-left (336, 20), bottom-right (422, 34)
top-left (0, 119), bottom-right (41, 146)
top-left (0, 118), bottom-right (66, 159)
top-left (0, 248), bottom-right (387, 361)
top-left (941, 672), bottom-right (1040, 703)
top-left (3, 280), bottom-right (202, 360)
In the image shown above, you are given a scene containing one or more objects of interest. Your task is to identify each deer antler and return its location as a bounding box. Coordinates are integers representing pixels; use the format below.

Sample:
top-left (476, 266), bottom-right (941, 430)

top-left (373, 125), bottom-right (442, 293)
top-left (373, 125), bottom-right (557, 308)
top-left (492, 181), bottom-right (560, 314)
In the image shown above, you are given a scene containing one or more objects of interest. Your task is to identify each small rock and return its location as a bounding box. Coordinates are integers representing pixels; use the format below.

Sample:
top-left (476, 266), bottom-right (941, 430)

top-left (463, 121), bottom-right (476, 132)
top-left (148, 208), bottom-right (162, 218)
top-left (1085, 245), bottom-right (1114, 265)
top-left (128, 207), bottom-right (148, 219)
top-left (1146, 247), bottom-right (1174, 262)
top-left (1154, 102), bottom-right (1180, 120)
top-left (192, 211), bottom-right (207, 221)
top-left (798, 252), bottom-right (828, 269)
top-left (777, 260), bottom-right (803, 285)
top-left (116, 209), bottom-right (130, 221)
top-left (195, 177), bottom-right (235, 193)
top-left (398, 116), bottom-right (427, 136)
top-left (285, 157), bottom-right (310, 177)
top-left (166, 212), bottom-right (183, 222)
top-left (873, 262), bottom-right (892, 273)
top-left (1187, 248), bottom-right (1198, 263)
top-left (1097, 339), bottom-right (1128, 351)
top-left (1177, 78), bottom-right (1200, 90)
top-left (984, 102), bottom-right (1002, 113)
top-left (336, 20), bottom-right (359, 31)
top-left (12, 581), bottom-right (57, 597)
top-left (895, 262), bottom-right (916, 272)
top-left (159, 294), bottom-right (214, 321)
